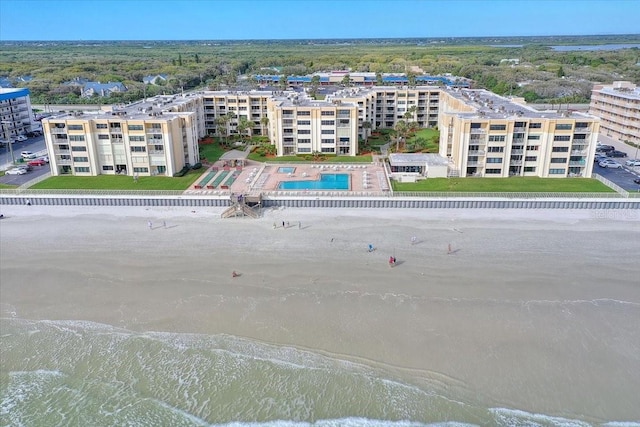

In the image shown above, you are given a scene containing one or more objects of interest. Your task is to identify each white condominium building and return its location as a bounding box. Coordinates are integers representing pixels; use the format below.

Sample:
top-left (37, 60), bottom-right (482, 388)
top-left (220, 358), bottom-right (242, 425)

top-left (1, 88), bottom-right (36, 141)
top-left (589, 81), bottom-right (640, 145)
top-left (438, 88), bottom-right (599, 178)
top-left (42, 86), bottom-right (600, 178)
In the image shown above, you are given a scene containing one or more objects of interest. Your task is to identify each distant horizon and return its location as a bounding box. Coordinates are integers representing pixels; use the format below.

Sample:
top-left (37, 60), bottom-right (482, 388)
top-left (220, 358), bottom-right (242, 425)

top-left (2, 34), bottom-right (640, 44)
top-left (2, 0), bottom-right (639, 41)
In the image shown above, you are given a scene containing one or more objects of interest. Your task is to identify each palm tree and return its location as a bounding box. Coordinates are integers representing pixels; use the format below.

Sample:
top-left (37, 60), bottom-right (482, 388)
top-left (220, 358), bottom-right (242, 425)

top-left (260, 116), bottom-right (269, 138)
top-left (361, 120), bottom-right (372, 139)
top-left (393, 120), bottom-right (409, 152)
top-left (237, 116), bottom-right (255, 144)
top-left (215, 115), bottom-right (231, 147)
top-left (309, 75), bottom-right (321, 98)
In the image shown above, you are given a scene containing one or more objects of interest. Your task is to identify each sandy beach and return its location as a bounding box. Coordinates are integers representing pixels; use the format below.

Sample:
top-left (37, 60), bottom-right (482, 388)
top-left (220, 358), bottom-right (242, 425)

top-left (1, 204), bottom-right (639, 424)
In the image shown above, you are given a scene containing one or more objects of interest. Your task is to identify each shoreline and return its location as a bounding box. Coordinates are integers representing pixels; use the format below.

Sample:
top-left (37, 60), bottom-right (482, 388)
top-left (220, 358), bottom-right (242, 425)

top-left (2, 205), bottom-right (639, 421)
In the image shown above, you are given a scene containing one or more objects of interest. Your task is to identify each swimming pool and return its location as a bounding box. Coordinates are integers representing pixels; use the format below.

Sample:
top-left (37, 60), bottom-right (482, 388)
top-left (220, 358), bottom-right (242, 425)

top-left (278, 167), bottom-right (296, 174)
top-left (279, 173), bottom-right (350, 190)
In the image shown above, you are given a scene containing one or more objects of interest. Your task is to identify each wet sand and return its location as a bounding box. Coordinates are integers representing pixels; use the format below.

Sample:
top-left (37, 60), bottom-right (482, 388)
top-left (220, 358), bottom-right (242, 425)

top-left (1, 205), bottom-right (639, 422)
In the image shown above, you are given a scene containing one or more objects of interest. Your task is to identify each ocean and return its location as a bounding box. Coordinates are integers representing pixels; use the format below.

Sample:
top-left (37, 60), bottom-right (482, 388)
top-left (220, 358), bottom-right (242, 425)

top-left (2, 318), bottom-right (638, 427)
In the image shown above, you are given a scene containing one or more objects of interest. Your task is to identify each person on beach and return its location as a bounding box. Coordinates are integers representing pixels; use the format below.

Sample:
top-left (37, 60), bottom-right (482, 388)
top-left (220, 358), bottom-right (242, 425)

top-left (447, 243), bottom-right (453, 254)
top-left (282, 221), bottom-right (285, 228)
top-left (411, 236), bottom-right (417, 245)
top-left (232, 271), bottom-right (239, 278)
top-left (163, 221), bottom-right (166, 228)
top-left (368, 244), bottom-right (374, 252)
top-left (298, 221), bottom-right (301, 229)
top-left (148, 221), bottom-right (152, 229)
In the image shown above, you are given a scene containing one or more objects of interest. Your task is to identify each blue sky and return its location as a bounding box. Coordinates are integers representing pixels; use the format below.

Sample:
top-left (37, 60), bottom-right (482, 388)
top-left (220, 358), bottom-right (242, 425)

top-left (1, 0), bottom-right (639, 40)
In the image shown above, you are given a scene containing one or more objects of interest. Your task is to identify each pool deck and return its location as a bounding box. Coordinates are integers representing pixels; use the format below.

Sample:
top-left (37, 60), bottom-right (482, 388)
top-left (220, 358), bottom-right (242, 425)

top-left (186, 160), bottom-right (390, 195)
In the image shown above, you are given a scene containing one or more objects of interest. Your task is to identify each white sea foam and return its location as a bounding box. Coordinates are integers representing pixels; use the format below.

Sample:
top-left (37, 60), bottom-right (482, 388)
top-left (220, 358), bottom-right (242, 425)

top-left (490, 407), bottom-right (595, 426)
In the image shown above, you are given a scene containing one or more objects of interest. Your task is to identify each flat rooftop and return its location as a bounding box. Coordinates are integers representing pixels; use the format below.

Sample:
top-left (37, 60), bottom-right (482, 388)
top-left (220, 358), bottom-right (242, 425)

top-left (443, 88), bottom-right (596, 120)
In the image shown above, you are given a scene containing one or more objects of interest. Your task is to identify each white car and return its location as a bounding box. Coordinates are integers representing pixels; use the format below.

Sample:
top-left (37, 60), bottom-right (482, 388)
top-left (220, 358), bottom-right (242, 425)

top-left (21, 151), bottom-right (36, 159)
top-left (599, 160), bottom-right (622, 169)
top-left (624, 159), bottom-right (640, 166)
top-left (5, 168), bottom-right (27, 175)
top-left (15, 135), bottom-right (28, 142)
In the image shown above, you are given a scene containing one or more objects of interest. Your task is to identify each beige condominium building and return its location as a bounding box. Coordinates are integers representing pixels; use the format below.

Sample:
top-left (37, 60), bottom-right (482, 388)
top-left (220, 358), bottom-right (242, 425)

top-left (438, 88), bottom-right (599, 178)
top-left (42, 86), bottom-right (600, 178)
top-left (589, 81), bottom-right (640, 145)
top-left (42, 94), bottom-right (200, 176)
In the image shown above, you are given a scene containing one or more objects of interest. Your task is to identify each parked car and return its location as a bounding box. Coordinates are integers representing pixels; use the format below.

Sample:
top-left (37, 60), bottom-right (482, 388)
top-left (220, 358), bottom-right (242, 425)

top-left (599, 160), bottom-right (622, 169)
top-left (26, 130), bottom-right (42, 137)
top-left (607, 150), bottom-right (627, 158)
top-left (18, 164), bottom-right (32, 171)
top-left (596, 145), bottom-right (615, 153)
top-left (594, 154), bottom-right (608, 162)
top-left (624, 159), bottom-right (640, 166)
top-left (28, 159), bottom-right (47, 166)
top-left (634, 178), bottom-right (640, 185)
top-left (15, 135), bottom-right (28, 142)
top-left (5, 168), bottom-right (27, 175)
top-left (20, 151), bottom-right (36, 159)
top-left (40, 156), bottom-right (50, 163)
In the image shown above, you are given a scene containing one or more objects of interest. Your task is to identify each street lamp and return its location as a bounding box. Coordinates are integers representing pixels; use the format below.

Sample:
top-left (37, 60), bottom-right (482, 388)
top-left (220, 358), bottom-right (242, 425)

top-left (1, 121), bottom-right (16, 165)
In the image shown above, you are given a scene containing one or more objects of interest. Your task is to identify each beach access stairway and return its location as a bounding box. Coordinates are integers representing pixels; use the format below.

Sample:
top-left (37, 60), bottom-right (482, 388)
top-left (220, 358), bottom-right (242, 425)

top-left (221, 197), bottom-right (261, 219)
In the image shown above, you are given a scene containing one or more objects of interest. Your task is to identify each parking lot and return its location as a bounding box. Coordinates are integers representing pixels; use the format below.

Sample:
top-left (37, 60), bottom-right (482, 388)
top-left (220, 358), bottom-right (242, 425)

top-left (0, 134), bottom-right (50, 186)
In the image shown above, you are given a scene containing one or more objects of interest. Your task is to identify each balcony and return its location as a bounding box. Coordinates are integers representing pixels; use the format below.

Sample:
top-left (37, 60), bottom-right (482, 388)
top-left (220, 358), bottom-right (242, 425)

top-left (571, 150), bottom-right (586, 155)
top-left (573, 128), bottom-right (591, 134)
top-left (468, 150), bottom-right (485, 155)
top-left (513, 126), bottom-right (526, 132)
top-left (569, 160), bottom-right (586, 166)
top-left (511, 149), bottom-right (524, 155)
top-left (510, 160), bottom-right (523, 166)
top-left (471, 128), bottom-right (486, 134)
top-left (467, 161), bottom-right (485, 166)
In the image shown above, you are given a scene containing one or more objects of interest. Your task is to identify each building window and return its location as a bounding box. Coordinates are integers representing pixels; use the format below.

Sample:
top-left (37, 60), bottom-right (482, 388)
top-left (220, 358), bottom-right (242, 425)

top-left (133, 167), bottom-right (149, 173)
top-left (321, 120), bottom-right (335, 126)
top-left (130, 146), bottom-right (146, 152)
top-left (69, 135), bottom-right (85, 142)
top-left (321, 138), bottom-right (334, 144)
top-left (98, 134), bottom-right (109, 140)
top-left (153, 145), bottom-right (163, 151)
top-left (529, 123), bottom-right (542, 129)
top-left (527, 135), bottom-right (541, 140)
top-left (485, 168), bottom-right (502, 174)
top-left (71, 146), bottom-right (87, 151)
top-left (297, 120), bottom-right (311, 126)
top-left (488, 146), bottom-right (504, 152)
top-left (102, 165), bottom-right (114, 171)
top-left (470, 123), bottom-right (482, 128)
top-left (487, 157), bottom-right (502, 163)
top-left (297, 129), bottom-right (311, 135)
top-left (321, 147), bottom-right (335, 153)
top-left (298, 138), bottom-right (311, 143)
top-left (489, 124), bottom-right (506, 131)
top-left (73, 157), bottom-right (89, 162)
top-left (297, 111), bottom-right (310, 116)
top-left (298, 147), bottom-right (311, 153)
top-left (74, 167), bottom-right (90, 173)
top-left (130, 136), bottom-right (145, 142)
top-left (551, 158), bottom-right (567, 163)
top-left (552, 146), bottom-right (569, 152)
top-left (553, 135), bottom-right (571, 142)
top-left (526, 145), bottom-right (539, 151)
top-left (525, 156), bottom-right (537, 161)
top-left (96, 123), bottom-right (108, 129)
top-left (339, 137), bottom-right (350, 142)
top-left (488, 135), bottom-right (505, 142)
top-left (555, 124), bottom-right (573, 130)
top-left (524, 166), bottom-right (536, 172)
top-left (321, 129), bottom-right (334, 134)
top-left (549, 168), bottom-right (566, 174)
top-left (128, 125), bottom-right (144, 131)
top-left (321, 111), bottom-right (335, 116)
top-left (68, 125), bottom-right (84, 131)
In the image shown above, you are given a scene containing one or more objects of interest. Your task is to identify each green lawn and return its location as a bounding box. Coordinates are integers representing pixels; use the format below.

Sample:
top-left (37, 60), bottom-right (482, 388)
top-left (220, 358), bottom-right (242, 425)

top-left (30, 171), bottom-right (202, 190)
top-left (392, 177), bottom-right (615, 193)
top-left (248, 153), bottom-right (372, 163)
top-left (199, 143), bottom-right (227, 163)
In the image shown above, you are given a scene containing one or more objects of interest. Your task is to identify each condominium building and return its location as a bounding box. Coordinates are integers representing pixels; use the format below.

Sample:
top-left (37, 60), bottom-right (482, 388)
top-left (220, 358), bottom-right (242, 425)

top-left (0, 88), bottom-right (36, 141)
top-left (589, 81), bottom-right (640, 145)
top-left (438, 88), bottom-right (599, 178)
top-left (42, 94), bottom-right (200, 176)
top-left (41, 85), bottom-right (600, 178)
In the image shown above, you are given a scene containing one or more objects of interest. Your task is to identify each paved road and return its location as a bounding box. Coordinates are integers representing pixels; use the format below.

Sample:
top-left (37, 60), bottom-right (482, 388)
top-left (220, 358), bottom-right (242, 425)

top-left (1, 135), bottom-right (46, 169)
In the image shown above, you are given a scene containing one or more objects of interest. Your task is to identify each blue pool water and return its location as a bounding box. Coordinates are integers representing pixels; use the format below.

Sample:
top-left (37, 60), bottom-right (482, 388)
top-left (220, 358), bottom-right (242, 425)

top-left (279, 173), bottom-right (350, 190)
top-left (278, 167), bottom-right (296, 174)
